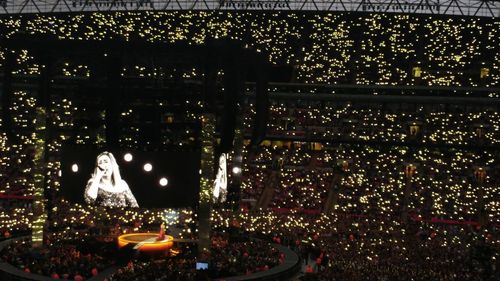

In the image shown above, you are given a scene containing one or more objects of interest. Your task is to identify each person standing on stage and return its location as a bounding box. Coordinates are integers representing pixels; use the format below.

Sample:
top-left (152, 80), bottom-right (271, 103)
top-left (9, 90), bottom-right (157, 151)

top-left (157, 222), bottom-right (166, 241)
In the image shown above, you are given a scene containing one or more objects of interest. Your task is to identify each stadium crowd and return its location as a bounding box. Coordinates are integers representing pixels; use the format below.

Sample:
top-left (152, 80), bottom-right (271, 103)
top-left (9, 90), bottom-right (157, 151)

top-left (1, 92), bottom-right (499, 280)
top-left (0, 12), bottom-right (498, 89)
top-left (244, 100), bottom-right (499, 146)
top-left (0, 10), bottom-right (498, 281)
top-left (1, 237), bottom-right (113, 280)
top-left (2, 207), bottom-right (497, 281)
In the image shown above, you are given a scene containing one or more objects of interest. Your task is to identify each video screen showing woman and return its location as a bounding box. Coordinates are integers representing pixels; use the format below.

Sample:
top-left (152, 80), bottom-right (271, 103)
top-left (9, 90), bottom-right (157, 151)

top-left (212, 153), bottom-right (227, 203)
top-left (84, 151), bottom-right (139, 208)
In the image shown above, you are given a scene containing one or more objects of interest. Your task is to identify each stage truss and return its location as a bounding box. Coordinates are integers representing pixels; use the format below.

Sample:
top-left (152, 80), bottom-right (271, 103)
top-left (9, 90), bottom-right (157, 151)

top-left (0, 0), bottom-right (497, 17)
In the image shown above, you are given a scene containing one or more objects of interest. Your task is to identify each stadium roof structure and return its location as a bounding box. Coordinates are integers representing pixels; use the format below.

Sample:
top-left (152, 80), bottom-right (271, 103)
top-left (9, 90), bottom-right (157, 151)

top-left (0, 0), bottom-right (498, 17)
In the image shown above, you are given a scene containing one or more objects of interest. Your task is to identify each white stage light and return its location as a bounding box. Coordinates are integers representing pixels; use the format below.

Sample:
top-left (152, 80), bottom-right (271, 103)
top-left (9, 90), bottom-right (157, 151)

top-left (143, 163), bottom-right (153, 172)
top-left (124, 153), bottom-right (133, 162)
top-left (71, 164), bottom-right (79, 173)
top-left (159, 178), bottom-right (168, 186)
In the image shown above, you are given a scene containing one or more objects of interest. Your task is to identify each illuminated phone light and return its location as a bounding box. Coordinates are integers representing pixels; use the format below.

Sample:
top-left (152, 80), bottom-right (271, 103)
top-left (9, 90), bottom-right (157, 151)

top-left (71, 164), bottom-right (79, 173)
top-left (143, 163), bottom-right (153, 172)
top-left (232, 166), bottom-right (241, 174)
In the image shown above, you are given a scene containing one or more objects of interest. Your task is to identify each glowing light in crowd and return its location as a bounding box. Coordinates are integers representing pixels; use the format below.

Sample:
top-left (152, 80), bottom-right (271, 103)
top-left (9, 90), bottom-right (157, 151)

top-left (71, 164), bottom-right (79, 173)
top-left (232, 166), bottom-right (242, 174)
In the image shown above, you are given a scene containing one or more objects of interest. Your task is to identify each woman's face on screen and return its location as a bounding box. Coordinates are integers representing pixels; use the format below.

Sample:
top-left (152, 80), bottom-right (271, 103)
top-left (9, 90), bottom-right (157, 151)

top-left (97, 155), bottom-right (112, 177)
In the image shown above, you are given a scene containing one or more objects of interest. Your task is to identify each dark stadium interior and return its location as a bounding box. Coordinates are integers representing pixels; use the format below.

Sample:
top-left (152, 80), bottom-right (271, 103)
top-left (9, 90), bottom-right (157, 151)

top-left (0, 9), bottom-right (499, 281)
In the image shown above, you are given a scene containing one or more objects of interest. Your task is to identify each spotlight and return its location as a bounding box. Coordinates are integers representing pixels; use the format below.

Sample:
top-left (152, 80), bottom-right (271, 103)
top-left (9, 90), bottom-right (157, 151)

top-left (232, 166), bottom-right (241, 174)
top-left (143, 163), bottom-right (153, 172)
top-left (124, 153), bottom-right (133, 162)
top-left (71, 164), bottom-right (79, 173)
top-left (159, 178), bottom-right (169, 187)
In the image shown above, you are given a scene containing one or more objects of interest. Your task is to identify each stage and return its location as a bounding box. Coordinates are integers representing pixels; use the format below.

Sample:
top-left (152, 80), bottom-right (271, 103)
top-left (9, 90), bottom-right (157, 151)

top-left (117, 233), bottom-right (174, 252)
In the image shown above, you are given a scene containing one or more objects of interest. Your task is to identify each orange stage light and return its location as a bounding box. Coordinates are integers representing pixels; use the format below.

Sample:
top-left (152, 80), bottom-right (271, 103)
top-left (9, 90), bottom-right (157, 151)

top-left (117, 233), bottom-right (174, 252)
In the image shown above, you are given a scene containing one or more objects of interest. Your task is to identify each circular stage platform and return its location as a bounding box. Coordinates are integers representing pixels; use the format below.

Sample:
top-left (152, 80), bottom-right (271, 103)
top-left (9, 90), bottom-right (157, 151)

top-left (118, 233), bottom-right (174, 252)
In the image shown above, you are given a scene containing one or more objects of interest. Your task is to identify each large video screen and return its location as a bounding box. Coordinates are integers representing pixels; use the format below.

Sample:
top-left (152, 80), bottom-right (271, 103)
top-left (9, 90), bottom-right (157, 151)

top-left (60, 145), bottom-right (200, 208)
top-left (212, 153), bottom-right (227, 203)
